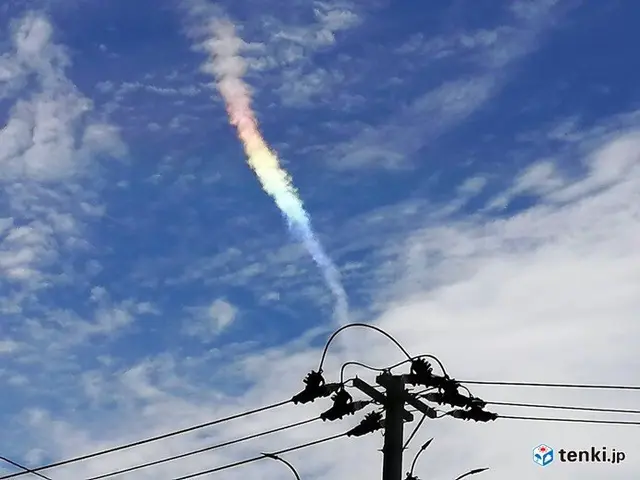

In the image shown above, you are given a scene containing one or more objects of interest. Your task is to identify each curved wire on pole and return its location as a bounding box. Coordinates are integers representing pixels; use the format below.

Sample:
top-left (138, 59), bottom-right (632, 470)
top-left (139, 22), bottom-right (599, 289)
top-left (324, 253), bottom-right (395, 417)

top-left (453, 467), bottom-right (489, 480)
top-left (387, 355), bottom-right (449, 377)
top-left (173, 433), bottom-right (347, 480)
top-left (340, 361), bottom-right (388, 384)
top-left (317, 323), bottom-right (412, 373)
top-left (407, 440), bottom-right (488, 480)
top-left (261, 453), bottom-right (301, 480)
top-left (339, 354), bottom-right (450, 386)
top-left (403, 413), bottom-right (428, 451)
top-left (408, 438), bottom-right (433, 478)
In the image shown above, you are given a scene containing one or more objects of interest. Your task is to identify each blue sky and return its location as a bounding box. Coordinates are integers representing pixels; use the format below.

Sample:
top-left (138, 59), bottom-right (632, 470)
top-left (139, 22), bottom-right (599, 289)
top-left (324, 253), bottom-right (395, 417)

top-left (1, 0), bottom-right (639, 479)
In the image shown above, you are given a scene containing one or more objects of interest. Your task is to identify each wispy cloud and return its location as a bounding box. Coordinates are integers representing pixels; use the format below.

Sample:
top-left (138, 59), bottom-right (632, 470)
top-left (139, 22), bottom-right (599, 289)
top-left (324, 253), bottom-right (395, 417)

top-left (330, 0), bottom-right (568, 169)
top-left (184, 0), bottom-right (365, 107)
top-left (182, 298), bottom-right (238, 340)
top-left (0, 11), bottom-right (137, 413)
top-left (0, 13), bottom-right (125, 294)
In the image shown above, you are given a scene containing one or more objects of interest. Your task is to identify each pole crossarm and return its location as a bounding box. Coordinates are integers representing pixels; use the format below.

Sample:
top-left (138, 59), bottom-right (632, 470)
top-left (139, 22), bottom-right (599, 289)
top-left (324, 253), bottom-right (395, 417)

top-left (352, 377), bottom-right (414, 422)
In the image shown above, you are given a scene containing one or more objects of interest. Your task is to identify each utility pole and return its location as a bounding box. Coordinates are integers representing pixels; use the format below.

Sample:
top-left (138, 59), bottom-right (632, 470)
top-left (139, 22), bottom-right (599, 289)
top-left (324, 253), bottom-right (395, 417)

top-left (379, 374), bottom-right (406, 480)
top-left (292, 326), bottom-right (496, 480)
top-left (352, 373), bottom-right (417, 480)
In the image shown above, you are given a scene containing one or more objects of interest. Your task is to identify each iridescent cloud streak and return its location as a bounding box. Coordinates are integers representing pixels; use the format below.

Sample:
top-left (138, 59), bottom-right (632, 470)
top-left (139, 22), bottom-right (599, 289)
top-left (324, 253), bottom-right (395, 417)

top-left (201, 20), bottom-right (348, 323)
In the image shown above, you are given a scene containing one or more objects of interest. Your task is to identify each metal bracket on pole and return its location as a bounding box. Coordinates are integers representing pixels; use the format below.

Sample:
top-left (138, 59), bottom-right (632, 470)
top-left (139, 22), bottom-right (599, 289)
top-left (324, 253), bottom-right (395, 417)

top-left (352, 377), bottom-right (414, 422)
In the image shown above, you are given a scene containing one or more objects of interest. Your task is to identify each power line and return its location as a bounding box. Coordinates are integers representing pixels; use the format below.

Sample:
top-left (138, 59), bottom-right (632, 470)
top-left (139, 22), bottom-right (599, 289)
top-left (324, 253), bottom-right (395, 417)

top-left (318, 323), bottom-right (412, 373)
top-left (499, 415), bottom-right (640, 425)
top-left (487, 400), bottom-right (640, 415)
top-left (261, 453), bottom-right (302, 480)
top-left (0, 399), bottom-right (292, 480)
top-left (402, 413), bottom-right (427, 450)
top-left (5, 364), bottom-right (640, 480)
top-left (340, 361), bottom-right (387, 385)
top-left (459, 380), bottom-right (640, 390)
top-left (172, 432), bottom-right (348, 480)
top-left (0, 458), bottom-right (52, 480)
top-left (83, 417), bottom-right (319, 480)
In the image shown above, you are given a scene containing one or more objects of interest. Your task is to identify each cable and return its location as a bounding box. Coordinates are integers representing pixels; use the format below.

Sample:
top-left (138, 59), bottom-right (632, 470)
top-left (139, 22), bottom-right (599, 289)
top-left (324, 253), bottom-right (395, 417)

top-left (387, 355), bottom-right (449, 377)
top-left (408, 438), bottom-right (433, 479)
top-left (338, 352), bottom-right (449, 385)
top-left (454, 468), bottom-right (489, 480)
top-left (403, 413), bottom-right (427, 450)
top-left (172, 432), bottom-right (348, 480)
top-left (261, 453), bottom-right (301, 480)
top-left (487, 401), bottom-right (640, 415)
top-left (459, 380), bottom-right (640, 390)
top-left (83, 417), bottom-right (319, 480)
top-left (0, 458), bottom-right (52, 480)
top-left (318, 323), bottom-right (412, 373)
top-left (499, 415), bottom-right (640, 425)
top-left (0, 399), bottom-right (292, 480)
top-left (340, 361), bottom-right (387, 385)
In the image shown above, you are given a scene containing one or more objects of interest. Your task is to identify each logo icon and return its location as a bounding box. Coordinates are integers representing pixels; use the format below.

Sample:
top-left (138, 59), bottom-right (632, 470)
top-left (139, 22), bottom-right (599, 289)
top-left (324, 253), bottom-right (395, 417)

top-left (533, 444), bottom-right (554, 466)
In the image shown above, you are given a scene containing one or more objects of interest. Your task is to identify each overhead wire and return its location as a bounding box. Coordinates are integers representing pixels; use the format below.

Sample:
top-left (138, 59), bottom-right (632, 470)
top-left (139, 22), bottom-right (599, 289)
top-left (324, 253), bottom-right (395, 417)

top-left (486, 400), bottom-right (640, 415)
top-left (0, 399), bottom-right (292, 480)
top-left (0, 458), bottom-right (52, 480)
top-left (402, 413), bottom-right (428, 451)
top-left (172, 432), bottom-right (348, 480)
top-left (459, 380), bottom-right (640, 390)
top-left (4, 363), bottom-right (640, 480)
top-left (318, 323), bottom-right (413, 373)
top-left (82, 417), bottom-right (319, 480)
top-left (387, 354), bottom-right (449, 377)
top-left (339, 361), bottom-right (387, 385)
top-left (408, 438), bottom-right (433, 479)
top-left (338, 355), bottom-right (449, 386)
top-left (4, 398), bottom-right (636, 480)
top-left (498, 415), bottom-right (640, 425)
top-left (261, 453), bottom-right (302, 480)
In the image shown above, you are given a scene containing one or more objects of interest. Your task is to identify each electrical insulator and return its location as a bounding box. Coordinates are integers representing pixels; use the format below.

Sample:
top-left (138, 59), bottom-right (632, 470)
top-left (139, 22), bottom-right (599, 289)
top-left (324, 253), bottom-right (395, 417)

top-left (291, 371), bottom-right (340, 404)
top-left (421, 404), bottom-right (439, 419)
top-left (433, 375), bottom-right (461, 392)
top-left (347, 411), bottom-right (383, 437)
top-left (424, 391), bottom-right (486, 409)
top-left (321, 389), bottom-right (352, 421)
top-left (406, 359), bottom-right (460, 394)
top-left (449, 407), bottom-right (498, 422)
top-left (411, 358), bottom-right (434, 377)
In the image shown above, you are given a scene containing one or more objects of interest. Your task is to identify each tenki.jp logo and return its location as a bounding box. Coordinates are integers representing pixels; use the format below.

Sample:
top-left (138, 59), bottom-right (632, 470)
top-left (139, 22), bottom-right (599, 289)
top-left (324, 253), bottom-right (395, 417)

top-left (533, 444), bottom-right (554, 466)
top-left (533, 444), bottom-right (626, 466)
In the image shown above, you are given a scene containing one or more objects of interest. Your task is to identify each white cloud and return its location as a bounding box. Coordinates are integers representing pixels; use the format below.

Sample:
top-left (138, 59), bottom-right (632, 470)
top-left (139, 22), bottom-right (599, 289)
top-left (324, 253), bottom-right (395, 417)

top-left (332, 0), bottom-right (565, 169)
top-left (0, 339), bottom-right (21, 354)
top-left (18, 296), bottom-right (149, 357)
top-left (457, 176), bottom-right (487, 196)
top-left (334, 76), bottom-right (495, 169)
top-left (486, 125), bottom-right (640, 211)
top-left (185, 0), bottom-right (362, 106)
top-left (276, 65), bottom-right (345, 106)
top-left (0, 13), bottom-right (125, 300)
top-left (183, 298), bottom-right (238, 340)
top-left (269, 0), bottom-right (361, 51)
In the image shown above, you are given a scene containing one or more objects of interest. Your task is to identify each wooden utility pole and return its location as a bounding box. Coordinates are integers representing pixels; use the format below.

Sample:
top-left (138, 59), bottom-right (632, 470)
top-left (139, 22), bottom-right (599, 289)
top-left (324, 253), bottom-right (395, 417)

top-left (353, 373), bottom-right (417, 480)
top-left (379, 374), bottom-right (407, 480)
